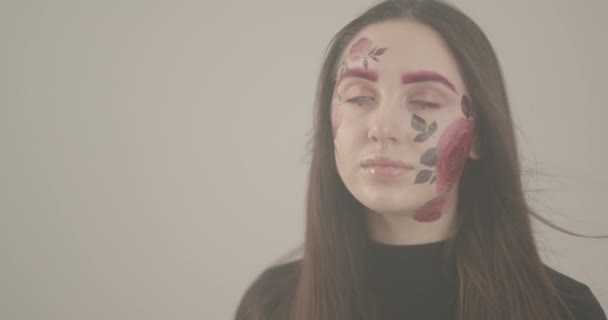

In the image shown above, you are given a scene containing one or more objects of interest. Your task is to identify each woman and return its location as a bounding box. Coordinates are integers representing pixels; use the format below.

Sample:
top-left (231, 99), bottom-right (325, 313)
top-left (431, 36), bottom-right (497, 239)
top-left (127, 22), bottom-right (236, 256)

top-left (235, 0), bottom-right (607, 319)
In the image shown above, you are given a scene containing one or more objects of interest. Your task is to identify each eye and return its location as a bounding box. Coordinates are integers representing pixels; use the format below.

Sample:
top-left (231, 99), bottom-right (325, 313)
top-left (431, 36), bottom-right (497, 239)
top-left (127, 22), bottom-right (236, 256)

top-left (411, 100), bottom-right (439, 108)
top-left (346, 96), bottom-right (376, 106)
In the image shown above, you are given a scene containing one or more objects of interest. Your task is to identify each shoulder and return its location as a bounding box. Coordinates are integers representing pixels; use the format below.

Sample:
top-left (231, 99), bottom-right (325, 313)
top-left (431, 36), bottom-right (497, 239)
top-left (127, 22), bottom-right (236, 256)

top-left (257, 259), bottom-right (301, 286)
top-left (234, 259), bottom-right (301, 320)
top-left (544, 264), bottom-right (607, 320)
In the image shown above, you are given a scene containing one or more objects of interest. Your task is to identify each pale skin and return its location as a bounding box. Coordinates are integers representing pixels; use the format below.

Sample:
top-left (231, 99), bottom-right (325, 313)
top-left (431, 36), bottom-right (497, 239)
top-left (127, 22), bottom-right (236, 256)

top-left (332, 20), bottom-right (480, 245)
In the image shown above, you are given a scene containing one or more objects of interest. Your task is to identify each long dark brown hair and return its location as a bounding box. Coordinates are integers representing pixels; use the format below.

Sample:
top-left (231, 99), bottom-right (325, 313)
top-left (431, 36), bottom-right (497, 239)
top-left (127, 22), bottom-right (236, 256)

top-left (235, 1), bottom-right (606, 319)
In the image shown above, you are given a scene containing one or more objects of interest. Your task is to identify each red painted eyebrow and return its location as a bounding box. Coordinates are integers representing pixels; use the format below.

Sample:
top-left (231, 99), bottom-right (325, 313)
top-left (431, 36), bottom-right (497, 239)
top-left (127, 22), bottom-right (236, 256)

top-left (401, 70), bottom-right (458, 94)
top-left (336, 68), bottom-right (458, 95)
top-left (336, 68), bottom-right (378, 87)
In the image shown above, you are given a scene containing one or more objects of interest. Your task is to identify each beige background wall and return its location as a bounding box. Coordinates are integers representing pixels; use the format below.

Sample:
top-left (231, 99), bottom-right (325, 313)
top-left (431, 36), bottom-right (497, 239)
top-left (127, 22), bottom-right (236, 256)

top-left (1, 0), bottom-right (606, 319)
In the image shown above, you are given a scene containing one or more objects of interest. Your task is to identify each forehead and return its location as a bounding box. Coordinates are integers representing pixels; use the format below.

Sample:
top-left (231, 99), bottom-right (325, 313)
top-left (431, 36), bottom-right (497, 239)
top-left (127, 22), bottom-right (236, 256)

top-left (341, 20), bottom-right (465, 91)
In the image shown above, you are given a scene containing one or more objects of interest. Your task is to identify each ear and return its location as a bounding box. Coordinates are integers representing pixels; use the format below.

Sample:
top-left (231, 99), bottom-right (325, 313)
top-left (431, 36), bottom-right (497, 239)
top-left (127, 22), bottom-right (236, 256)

top-left (468, 134), bottom-right (480, 160)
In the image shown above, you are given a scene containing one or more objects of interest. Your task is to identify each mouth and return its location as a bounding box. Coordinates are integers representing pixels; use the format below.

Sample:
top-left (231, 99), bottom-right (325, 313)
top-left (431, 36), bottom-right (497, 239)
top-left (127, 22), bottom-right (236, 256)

top-left (361, 154), bottom-right (415, 170)
top-left (362, 164), bottom-right (413, 178)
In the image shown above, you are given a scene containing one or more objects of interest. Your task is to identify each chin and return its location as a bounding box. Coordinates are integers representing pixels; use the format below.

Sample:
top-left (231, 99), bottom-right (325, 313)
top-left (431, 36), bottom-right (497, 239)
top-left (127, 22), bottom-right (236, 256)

top-left (357, 192), bottom-right (421, 216)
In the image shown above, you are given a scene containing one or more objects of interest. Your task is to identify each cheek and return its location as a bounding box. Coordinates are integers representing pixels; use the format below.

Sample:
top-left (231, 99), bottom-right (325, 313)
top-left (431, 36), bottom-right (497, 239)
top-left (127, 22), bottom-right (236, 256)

top-left (435, 118), bottom-right (474, 193)
top-left (331, 102), bottom-right (344, 139)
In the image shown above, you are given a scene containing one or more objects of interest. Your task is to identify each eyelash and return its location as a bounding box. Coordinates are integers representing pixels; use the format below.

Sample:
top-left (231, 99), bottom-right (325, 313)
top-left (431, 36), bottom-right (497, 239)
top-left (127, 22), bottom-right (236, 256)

top-left (346, 96), bottom-right (375, 104)
top-left (346, 97), bottom-right (439, 108)
top-left (412, 100), bottom-right (440, 108)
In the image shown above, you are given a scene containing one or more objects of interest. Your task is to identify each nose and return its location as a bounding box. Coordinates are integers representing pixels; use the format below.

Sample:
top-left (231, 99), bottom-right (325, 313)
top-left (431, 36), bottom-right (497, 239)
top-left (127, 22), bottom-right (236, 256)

top-left (367, 96), bottom-right (407, 145)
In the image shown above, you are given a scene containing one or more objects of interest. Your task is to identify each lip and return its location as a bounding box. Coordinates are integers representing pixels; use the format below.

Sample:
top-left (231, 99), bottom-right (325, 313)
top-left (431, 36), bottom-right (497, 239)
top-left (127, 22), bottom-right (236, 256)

top-left (361, 154), bottom-right (414, 178)
top-left (361, 155), bottom-right (414, 169)
top-left (363, 165), bottom-right (411, 178)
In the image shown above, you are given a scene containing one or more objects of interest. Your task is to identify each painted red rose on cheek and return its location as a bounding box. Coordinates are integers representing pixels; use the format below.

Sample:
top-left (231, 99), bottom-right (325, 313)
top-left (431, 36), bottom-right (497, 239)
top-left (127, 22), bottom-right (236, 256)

top-left (436, 118), bottom-right (474, 193)
top-left (412, 193), bottom-right (448, 222)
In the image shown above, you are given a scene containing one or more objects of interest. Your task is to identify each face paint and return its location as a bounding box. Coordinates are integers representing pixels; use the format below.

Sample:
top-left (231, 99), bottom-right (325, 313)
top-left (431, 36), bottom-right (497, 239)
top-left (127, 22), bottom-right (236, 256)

top-left (339, 36), bottom-right (387, 74)
top-left (412, 94), bottom-right (475, 188)
top-left (435, 96), bottom-right (475, 193)
top-left (412, 193), bottom-right (448, 222)
top-left (337, 67), bottom-right (379, 88)
top-left (412, 113), bottom-right (439, 185)
top-left (409, 93), bottom-right (475, 221)
top-left (402, 70), bottom-right (459, 94)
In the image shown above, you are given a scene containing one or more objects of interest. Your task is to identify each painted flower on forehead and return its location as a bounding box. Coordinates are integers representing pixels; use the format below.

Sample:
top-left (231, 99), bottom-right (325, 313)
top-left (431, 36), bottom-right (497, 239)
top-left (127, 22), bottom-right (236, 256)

top-left (345, 37), bottom-right (387, 69)
top-left (347, 37), bottom-right (373, 63)
top-left (436, 118), bottom-right (474, 193)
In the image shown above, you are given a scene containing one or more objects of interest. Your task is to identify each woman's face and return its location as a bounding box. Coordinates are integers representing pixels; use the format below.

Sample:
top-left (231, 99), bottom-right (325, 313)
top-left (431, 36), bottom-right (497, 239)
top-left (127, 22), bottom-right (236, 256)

top-left (332, 19), bottom-right (478, 222)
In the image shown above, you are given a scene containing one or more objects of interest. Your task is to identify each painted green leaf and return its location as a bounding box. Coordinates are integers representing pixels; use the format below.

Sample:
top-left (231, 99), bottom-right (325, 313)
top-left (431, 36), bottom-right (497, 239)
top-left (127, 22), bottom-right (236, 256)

top-left (411, 114), bottom-right (427, 132)
top-left (428, 121), bottom-right (437, 135)
top-left (375, 48), bottom-right (387, 55)
top-left (420, 148), bottom-right (437, 167)
top-left (414, 132), bottom-right (430, 142)
top-left (415, 170), bottom-right (433, 184)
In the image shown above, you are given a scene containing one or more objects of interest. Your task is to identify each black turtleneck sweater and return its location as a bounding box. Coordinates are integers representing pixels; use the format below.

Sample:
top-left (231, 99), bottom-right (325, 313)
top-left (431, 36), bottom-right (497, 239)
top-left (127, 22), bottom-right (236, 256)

top-left (236, 239), bottom-right (607, 320)
top-left (366, 239), bottom-right (459, 319)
